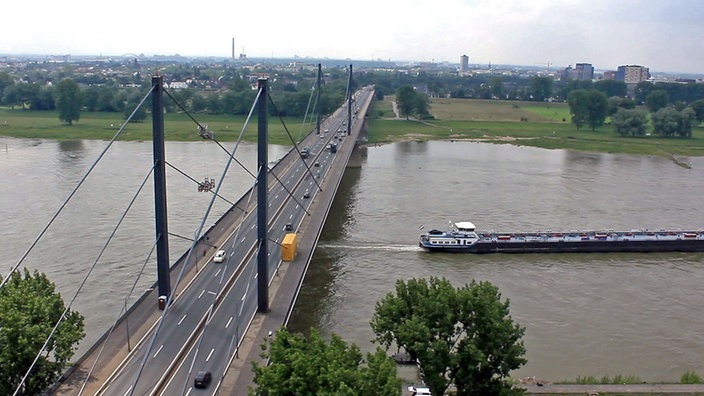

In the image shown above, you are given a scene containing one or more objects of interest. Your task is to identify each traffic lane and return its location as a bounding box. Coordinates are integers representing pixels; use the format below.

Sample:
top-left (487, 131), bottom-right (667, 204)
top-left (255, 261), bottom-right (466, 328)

top-left (160, 255), bottom-right (261, 395)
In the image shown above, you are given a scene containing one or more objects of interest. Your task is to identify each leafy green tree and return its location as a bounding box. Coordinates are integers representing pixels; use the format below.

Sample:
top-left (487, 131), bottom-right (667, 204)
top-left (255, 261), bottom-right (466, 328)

top-left (611, 108), bottom-right (648, 137)
top-left (607, 96), bottom-right (636, 117)
top-left (55, 78), bottom-right (82, 124)
top-left (190, 93), bottom-right (207, 113)
top-left (250, 328), bottom-right (401, 396)
top-left (123, 89), bottom-right (147, 122)
top-left (689, 99), bottom-right (704, 124)
top-left (680, 107), bottom-right (696, 137)
top-left (371, 277), bottom-right (526, 396)
top-left (530, 76), bottom-right (553, 101)
top-left (568, 89), bottom-right (608, 131)
top-left (0, 71), bottom-right (13, 102)
top-left (645, 90), bottom-right (669, 113)
top-left (396, 84), bottom-right (417, 119)
top-left (82, 86), bottom-right (100, 112)
top-left (594, 80), bottom-right (627, 98)
top-left (651, 107), bottom-right (680, 136)
top-left (0, 269), bottom-right (85, 395)
top-left (2, 83), bottom-right (40, 109)
top-left (30, 85), bottom-right (56, 110)
top-left (395, 85), bottom-right (430, 119)
top-left (96, 86), bottom-right (119, 112)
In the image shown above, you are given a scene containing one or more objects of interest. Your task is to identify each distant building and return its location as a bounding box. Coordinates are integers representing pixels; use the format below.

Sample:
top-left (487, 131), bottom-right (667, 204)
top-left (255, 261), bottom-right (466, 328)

top-left (603, 70), bottom-right (617, 80)
top-left (615, 65), bottom-right (650, 84)
top-left (460, 54), bottom-right (469, 72)
top-left (561, 63), bottom-right (594, 81)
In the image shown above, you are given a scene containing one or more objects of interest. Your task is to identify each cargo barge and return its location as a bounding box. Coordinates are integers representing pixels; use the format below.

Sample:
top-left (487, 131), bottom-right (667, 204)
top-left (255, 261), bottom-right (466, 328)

top-left (419, 221), bottom-right (704, 253)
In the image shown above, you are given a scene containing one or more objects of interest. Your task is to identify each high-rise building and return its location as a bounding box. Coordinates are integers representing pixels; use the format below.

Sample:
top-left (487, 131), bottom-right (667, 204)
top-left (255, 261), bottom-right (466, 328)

top-left (615, 65), bottom-right (650, 83)
top-left (460, 54), bottom-right (469, 72)
top-left (561, 63), bottom-right (594, 80)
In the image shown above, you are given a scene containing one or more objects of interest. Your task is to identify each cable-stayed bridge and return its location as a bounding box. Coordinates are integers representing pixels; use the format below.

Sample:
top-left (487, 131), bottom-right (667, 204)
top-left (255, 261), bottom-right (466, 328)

top-left (4, 67), bottom-right (373, 395)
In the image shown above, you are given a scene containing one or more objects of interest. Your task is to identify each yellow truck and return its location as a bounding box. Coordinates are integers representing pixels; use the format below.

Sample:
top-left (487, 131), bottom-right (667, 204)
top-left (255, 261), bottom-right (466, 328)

top-left (281, 233), bottom-right (297, 261)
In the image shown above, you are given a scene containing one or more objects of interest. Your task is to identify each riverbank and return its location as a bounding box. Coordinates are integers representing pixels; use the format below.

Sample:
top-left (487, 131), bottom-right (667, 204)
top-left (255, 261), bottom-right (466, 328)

top-left (368, 98), bottom-right (704, 158)
top-left (2, 97), bottom-right (704, 157)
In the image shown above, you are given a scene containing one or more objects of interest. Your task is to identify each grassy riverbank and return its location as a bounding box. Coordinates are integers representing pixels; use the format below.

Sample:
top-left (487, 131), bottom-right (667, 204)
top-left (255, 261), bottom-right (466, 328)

top-left (368, 98), bottom-right (704, 157)
top-left (0, 109), bottom-right (310, 146)
top-left (2, 97), bottom-right (704, 157)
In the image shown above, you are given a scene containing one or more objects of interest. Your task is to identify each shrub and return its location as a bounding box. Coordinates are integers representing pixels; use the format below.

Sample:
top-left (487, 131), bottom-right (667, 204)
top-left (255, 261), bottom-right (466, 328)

top-left (681, 371), bottom-right (703, 384)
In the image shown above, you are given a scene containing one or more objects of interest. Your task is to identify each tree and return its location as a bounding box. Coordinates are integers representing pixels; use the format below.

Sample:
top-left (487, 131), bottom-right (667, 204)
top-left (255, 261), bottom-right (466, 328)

top-left (0, 71), bottom-right (13, 102)
top-left (396, 85), bottom-right (417, 119)
top-left (611, 108), bottom-right (648, 137)
top-left (371, 277), bottom-right (526, 396)
top-left (530, 76), bottom-right (553, 102)
top-left (123, 89), bottom-right (147, 122)
top-left (395, 85), bottom-right (430, 120)
top-left (689, 99), bottom-right (704, 124)
top-left (250, 328), bottom-right (401, 396)
top-left (55, 78), bottom-right (82, 124)
top-left (594, 80), bottom-right (627, 98)
top-left (650, 107), bottom-right (691, 136)
top-left (645, 90), bottom-right (669, 113)
top-left (568, 89), bottom-right (608, 131)
top-left (0, 269), bottom-right (85, 395)
top-left (607, 96), bottom-right (635, 117)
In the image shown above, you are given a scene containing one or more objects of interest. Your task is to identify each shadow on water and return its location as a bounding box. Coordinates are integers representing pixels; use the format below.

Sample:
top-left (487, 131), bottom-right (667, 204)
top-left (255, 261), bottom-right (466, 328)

top-left (288, 167), bottom-right (362, 335)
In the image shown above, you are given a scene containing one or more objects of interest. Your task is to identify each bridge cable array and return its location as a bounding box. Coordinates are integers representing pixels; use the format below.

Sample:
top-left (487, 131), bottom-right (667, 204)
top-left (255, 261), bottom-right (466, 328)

top-left (9, 87), bottom-right (158, 395)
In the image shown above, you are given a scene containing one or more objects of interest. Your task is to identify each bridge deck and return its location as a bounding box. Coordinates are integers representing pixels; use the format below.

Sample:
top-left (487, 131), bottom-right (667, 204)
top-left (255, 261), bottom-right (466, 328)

top-left (54, 89), bottom-right (373, 395)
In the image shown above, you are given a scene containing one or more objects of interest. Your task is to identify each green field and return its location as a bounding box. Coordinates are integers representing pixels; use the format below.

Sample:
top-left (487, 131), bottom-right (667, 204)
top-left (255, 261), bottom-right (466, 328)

top-left (368, 98), bottom-right (704, 157)
top-left (2, 97), bottom-right (704, 157)
top-left (0, 109), bottom-right (311, 146)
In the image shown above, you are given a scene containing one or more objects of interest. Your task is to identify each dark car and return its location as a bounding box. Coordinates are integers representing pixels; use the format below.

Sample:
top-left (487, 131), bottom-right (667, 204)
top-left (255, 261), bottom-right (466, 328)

top-left (303, 190), bottom-right (310, 199)
top-left (194, 371), bottom-right (212, 389)
top-left (285, 223), bottom-right (293, 231)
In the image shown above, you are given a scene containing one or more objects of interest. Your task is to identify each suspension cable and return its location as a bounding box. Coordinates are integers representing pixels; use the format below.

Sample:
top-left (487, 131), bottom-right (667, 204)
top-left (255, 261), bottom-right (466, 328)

top-left (14, 163), bottom-right (157, 396)
top-left (0, 86), bottom-right (155, 291)
top-left (128, 86), bottom-right (263, 395)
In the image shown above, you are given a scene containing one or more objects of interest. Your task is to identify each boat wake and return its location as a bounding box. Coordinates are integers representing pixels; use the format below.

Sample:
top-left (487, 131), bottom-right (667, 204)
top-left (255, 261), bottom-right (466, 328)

top-left (317, 242), bottom-right (422, 252)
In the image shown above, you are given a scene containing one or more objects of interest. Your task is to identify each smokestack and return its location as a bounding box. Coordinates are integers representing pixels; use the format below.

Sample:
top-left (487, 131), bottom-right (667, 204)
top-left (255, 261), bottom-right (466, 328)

top-left (232, 38), bottom-right (235, 59)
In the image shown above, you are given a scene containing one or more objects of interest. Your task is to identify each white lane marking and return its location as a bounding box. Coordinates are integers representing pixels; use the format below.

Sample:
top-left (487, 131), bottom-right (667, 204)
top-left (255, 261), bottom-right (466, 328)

top-left (122, 386), bottom-right (133, 396)
top-left (214, 268), bottom-right (222, 277)
top-left (153, 344), bottom-right (164, 358)
top-left (206, 348), bottom-right (215, 362)
top-left (225, 316), bottom-right (233, 328)
top-left (198, 289), bottom-right (205, 299)
top-left (241, 294), bottom-right (246, 302)
top-left (178, 314), bottom-right (187, 325)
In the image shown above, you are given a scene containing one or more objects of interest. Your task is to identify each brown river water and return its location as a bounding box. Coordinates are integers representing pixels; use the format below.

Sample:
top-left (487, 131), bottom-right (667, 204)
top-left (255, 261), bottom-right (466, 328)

top-left (1, 137), bottom-right (703, 382)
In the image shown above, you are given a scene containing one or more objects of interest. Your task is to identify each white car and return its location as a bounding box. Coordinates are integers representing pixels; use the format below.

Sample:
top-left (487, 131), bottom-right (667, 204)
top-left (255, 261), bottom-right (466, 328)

top-left (407, 386), bottom-right (431, 396)
top-left (213, 250), bottom-right (226, 263)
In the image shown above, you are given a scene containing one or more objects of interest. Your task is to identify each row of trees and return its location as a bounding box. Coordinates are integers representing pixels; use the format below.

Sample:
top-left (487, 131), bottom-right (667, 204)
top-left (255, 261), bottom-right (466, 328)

top-left (252, 277), bottom-right (526, 396)
top-left (567, 87), bottom-right (703, 137)
top-left (0, 71), bottom-right (350, 125)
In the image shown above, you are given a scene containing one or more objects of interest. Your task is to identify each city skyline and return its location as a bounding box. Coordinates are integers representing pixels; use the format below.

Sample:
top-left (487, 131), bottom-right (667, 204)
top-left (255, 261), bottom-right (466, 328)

top-left (3, 0), bottom-right (703, 74)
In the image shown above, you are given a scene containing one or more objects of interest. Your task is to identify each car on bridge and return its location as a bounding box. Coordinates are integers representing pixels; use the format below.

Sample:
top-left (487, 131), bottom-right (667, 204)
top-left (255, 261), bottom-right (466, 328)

top-left (194, 371), bottom-right (212, 388)
top-left (213, 250), bottom-right (226, 263)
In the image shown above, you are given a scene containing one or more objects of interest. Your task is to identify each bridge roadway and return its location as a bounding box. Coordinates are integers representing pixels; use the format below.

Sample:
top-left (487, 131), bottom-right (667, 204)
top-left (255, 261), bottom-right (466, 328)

top-left (55, 86), bottom-right (375, 395)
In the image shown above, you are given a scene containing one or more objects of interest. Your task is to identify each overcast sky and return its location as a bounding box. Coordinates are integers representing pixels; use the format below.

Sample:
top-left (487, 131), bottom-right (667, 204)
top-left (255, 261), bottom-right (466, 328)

top-left (3, 0), bottom-right (703, 74)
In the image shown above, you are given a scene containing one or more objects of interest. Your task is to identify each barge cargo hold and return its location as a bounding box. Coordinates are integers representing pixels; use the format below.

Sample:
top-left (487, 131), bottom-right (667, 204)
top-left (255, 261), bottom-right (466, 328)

top-left (419, 221), bottom-right (704, 254)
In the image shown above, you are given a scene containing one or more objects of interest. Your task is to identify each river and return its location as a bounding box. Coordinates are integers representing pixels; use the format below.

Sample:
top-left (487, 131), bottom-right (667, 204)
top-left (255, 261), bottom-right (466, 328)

top-left (1, 136), bottom-right (703, 382)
